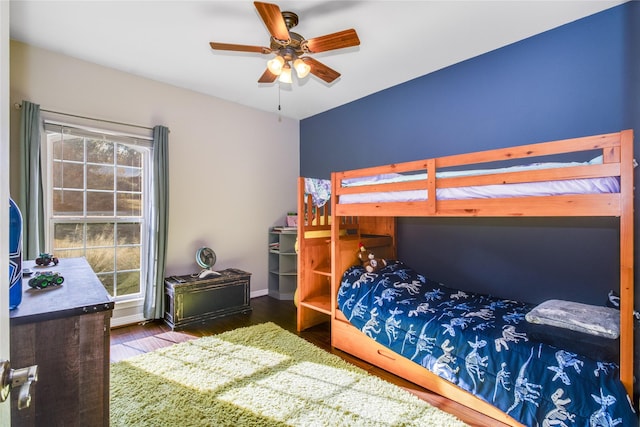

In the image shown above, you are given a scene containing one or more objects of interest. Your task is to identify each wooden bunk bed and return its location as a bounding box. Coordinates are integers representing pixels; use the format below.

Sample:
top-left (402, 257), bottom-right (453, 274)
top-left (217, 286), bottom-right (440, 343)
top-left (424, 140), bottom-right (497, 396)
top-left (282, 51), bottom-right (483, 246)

top-left (322, 130), bottom-right (635, 426)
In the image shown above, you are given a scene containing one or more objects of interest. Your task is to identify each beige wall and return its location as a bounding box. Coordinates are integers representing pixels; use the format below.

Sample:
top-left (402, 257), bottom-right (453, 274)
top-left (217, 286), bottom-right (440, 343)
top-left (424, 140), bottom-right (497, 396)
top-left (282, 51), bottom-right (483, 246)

top-left (9, 40), bottom-right (299, 300)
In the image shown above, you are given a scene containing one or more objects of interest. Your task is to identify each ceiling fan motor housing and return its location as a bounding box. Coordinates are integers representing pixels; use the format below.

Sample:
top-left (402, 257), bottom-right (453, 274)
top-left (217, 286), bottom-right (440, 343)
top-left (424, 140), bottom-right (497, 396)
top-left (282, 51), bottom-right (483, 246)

top-left (271, 32), bottom-right (305, 59)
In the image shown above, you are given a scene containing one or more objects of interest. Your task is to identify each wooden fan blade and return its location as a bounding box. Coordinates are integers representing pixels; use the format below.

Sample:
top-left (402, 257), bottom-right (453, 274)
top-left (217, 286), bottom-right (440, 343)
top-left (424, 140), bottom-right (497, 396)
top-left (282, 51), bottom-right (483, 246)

top-left (302, 57), bottom-right (340, 83)
top-left (254, 1), bottom-right (290, 43)
top-left (210, 42), bottom-right (271, 54)
top-left (258, 68), bottom-right (278, 83)
top-left (303, 29), bottom-right (360, 53)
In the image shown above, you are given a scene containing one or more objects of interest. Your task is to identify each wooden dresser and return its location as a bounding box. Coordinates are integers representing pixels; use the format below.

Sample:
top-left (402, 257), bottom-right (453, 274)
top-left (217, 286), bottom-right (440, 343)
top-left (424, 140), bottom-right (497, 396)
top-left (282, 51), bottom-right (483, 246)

top-left (9, 257), bottom-right (114, 427)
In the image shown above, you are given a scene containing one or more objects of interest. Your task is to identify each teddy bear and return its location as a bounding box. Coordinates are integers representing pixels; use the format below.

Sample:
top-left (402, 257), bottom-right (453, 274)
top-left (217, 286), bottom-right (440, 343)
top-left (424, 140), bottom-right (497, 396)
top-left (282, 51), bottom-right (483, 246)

top-left (358, 243), bottom-right (387, 273)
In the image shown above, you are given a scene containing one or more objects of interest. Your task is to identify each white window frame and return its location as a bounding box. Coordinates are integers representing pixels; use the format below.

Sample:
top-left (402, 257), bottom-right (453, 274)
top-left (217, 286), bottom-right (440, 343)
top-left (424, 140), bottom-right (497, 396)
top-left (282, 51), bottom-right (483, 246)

top-left (42, 120), bottom-right (153, 327)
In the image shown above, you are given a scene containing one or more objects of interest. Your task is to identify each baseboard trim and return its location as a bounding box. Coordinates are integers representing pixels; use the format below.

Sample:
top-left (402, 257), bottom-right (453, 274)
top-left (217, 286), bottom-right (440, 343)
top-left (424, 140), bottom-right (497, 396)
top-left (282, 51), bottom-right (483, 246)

top-left (250, 289), bottom-right (269, 298)
top-left (111, 313), bottom-right (147, 328)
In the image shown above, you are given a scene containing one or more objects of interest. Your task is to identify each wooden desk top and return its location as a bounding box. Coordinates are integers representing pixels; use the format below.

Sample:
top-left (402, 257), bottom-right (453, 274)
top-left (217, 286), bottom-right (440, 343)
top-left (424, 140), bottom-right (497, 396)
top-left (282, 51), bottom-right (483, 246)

top-left (10, 257), bottom-right (114, 325)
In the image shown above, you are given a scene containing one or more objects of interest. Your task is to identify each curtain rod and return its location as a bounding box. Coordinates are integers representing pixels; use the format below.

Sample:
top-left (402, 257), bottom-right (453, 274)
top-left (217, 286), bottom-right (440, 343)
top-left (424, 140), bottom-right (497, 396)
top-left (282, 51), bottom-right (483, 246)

top-left (13, 102), bottom-right (153, 131)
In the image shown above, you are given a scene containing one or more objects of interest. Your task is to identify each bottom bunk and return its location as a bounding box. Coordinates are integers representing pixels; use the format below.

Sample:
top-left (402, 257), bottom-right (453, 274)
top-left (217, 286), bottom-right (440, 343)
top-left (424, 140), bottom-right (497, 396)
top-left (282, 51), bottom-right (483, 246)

top-left (332, 259), bottom-right (637, 427)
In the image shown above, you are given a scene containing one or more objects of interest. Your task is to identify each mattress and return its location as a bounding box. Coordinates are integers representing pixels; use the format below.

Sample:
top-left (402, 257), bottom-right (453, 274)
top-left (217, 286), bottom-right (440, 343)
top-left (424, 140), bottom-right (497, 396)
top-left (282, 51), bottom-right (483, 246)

top-left (337, 261), bottom-right (636, 426)
top-left (338, 157), bottom-right (620, 204)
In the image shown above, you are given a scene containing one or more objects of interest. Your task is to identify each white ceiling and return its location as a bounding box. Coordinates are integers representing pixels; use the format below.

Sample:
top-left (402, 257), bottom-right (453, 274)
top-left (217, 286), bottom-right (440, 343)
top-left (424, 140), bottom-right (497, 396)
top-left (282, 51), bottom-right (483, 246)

top-left (9, 1), bottom-right (625, 120)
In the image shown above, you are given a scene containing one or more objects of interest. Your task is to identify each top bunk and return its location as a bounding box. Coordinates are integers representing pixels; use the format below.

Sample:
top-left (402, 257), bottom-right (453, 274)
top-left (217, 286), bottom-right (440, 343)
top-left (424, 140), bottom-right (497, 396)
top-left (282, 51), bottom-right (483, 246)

top-left (331, 130), bottom-right (634, 218)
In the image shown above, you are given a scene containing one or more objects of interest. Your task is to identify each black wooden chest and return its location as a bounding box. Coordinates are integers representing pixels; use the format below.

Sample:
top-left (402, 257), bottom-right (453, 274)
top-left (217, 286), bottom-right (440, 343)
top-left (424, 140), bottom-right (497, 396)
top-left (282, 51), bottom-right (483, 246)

top-left (164, 268), bottom-right (252, 330)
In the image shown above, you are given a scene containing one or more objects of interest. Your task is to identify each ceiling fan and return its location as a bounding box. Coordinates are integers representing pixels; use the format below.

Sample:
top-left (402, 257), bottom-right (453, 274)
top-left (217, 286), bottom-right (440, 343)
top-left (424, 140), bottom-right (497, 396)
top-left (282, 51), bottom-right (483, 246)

top-left (209, 1), bottom-right (360, 84)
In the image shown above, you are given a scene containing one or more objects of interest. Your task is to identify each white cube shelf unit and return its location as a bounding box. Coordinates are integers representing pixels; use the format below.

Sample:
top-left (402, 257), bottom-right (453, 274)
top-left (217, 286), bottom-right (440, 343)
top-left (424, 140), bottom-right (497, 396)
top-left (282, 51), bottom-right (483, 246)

top-left (268, 228), bottom-right (297, 300)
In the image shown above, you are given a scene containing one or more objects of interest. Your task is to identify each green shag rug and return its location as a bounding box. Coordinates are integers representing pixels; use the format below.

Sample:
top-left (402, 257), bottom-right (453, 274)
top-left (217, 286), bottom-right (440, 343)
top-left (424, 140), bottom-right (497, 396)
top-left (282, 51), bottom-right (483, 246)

top-left (110, 322), bottom-right (468, 426)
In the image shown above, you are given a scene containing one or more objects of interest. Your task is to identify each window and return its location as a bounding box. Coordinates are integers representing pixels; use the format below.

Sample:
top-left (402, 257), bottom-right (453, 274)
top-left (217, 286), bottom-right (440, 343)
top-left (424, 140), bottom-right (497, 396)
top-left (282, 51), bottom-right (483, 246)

top-left (44, 123), bottom-right (151, 305)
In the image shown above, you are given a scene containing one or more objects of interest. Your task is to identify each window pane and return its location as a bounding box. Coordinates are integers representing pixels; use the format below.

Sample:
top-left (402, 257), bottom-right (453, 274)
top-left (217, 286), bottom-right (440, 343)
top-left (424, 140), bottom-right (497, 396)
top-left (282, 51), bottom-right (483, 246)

top-left (53, 223), bottom-right (84, 249)
top-left (86, 247), bottom-right (115, 273)
top-left (53, 161), bottom-right (84, 189)
top-left (117, 271), bottom-right (140, 296)
top-left (117, 145), bottom-right (142, 167)
top-left (86, 139), bottom-right (114, 164)
top-left (53, 249), bottom-right (85, 259)
top-left (53, 190), bottom-right (83, 216)
top-left (53, 136), bottom-right (84, 162)
top-left (117, 223), bottom-right (141, 245)
top-left (117, 166), bottom-right (142, 192)
top-left (117, 192), bottom-right (141, 216)
top-left (87, 164), bottom-right (114, 191)
top-left (116, 247), bottom-right (140, 271)
top-left (86, 223), bottom-right (115, 247)
top-left (98, 273), bottom-right (115, 296)
top-left (87, 191), bottom-right (114, 216)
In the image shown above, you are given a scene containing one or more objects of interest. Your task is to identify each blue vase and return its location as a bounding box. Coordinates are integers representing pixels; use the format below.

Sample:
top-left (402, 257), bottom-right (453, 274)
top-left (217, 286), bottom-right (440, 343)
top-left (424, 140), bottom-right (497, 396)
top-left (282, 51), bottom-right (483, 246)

top-left (9, 198), bottom-right (23, 310)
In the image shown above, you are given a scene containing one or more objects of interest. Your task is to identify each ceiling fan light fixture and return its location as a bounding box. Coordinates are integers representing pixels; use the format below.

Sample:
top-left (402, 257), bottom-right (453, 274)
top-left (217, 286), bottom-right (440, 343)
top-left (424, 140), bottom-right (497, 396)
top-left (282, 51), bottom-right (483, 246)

top-left (293, 58), bottom-right (311, 79)
top-left (279, 64), bottom-right (293, 83)
top-left (267, 55), bottom-right (285, 75)
top-left (278, 64), bottom-right (293, 83)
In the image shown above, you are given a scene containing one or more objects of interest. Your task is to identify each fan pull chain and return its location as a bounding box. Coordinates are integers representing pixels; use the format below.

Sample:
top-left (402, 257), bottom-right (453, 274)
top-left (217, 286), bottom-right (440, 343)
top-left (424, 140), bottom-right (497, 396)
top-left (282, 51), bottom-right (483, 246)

top-left (277, 84), bottom-right (282, 122)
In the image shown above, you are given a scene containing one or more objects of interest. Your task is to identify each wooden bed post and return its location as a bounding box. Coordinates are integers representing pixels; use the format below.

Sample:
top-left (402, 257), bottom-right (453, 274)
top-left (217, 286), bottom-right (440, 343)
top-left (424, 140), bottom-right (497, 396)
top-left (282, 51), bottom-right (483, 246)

top-left (330, 172), bottom-right (339, 320)
top-left (618, 129), bottom-right (634, 397)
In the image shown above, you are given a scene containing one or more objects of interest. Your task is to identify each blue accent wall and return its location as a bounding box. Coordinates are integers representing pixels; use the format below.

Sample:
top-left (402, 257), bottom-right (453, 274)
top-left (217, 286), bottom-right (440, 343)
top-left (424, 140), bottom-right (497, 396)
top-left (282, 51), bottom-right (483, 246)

top-left (302, 4), bottom-right (631, 178)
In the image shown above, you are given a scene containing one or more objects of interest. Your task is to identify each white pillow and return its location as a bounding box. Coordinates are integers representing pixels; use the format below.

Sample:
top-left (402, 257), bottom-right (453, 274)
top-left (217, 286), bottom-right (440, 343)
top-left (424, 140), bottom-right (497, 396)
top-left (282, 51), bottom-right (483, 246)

top-left (525, 299), bottom-right (619, 339)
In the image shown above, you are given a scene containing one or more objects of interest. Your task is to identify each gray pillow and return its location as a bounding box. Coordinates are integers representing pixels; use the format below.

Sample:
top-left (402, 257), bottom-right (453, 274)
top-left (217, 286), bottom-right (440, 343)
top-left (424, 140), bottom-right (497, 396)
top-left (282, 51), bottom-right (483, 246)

top-left (525, 299), bottom-right (619, 339)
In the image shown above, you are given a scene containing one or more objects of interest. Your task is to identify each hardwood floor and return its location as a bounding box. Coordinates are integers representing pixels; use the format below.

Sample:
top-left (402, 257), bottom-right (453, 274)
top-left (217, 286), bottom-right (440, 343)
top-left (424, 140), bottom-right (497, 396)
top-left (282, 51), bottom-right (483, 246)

top-left (110, 295), bottom-right (508, 427)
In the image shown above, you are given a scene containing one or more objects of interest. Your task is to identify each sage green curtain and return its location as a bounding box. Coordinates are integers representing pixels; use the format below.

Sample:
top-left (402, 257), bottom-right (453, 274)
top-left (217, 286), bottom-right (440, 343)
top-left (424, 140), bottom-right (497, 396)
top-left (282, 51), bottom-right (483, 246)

top-left (143, 125), bottom-right (169, 319)
top-left (18, 100), bottom-right (44, 259)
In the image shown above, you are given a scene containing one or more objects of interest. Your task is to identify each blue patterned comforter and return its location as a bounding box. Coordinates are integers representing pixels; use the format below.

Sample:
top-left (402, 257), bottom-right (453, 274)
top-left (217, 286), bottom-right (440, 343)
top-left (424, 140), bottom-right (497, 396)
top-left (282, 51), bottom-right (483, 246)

top-left (337, 261), bottom-right (636, 426)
